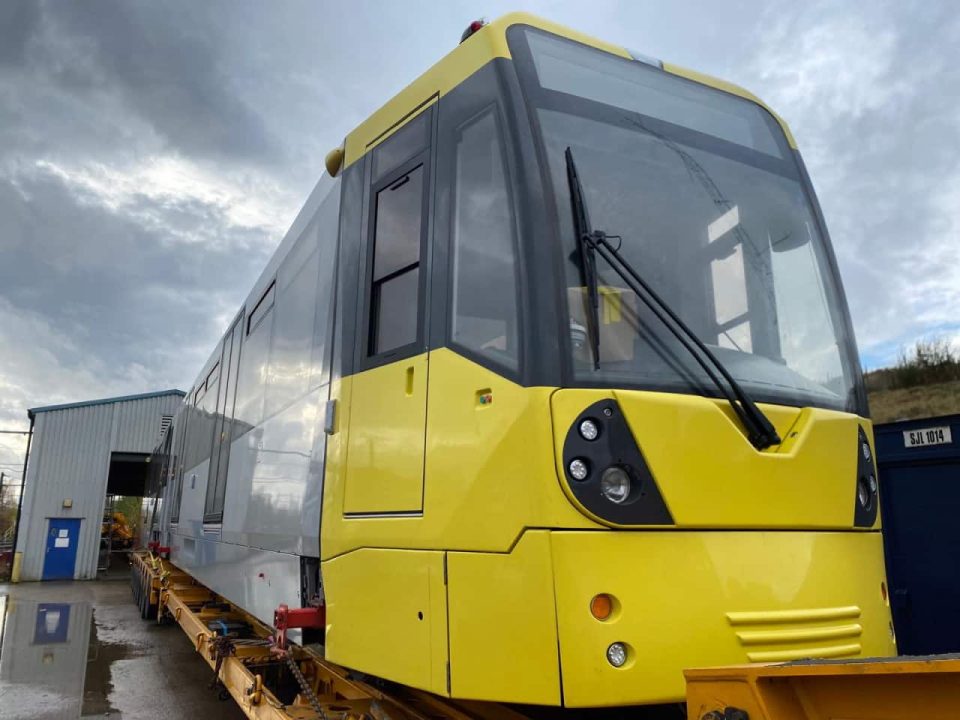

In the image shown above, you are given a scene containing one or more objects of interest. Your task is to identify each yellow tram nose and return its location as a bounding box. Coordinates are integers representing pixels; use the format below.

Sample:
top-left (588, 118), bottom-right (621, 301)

top-left (549, 530), bottom-right (895, 706)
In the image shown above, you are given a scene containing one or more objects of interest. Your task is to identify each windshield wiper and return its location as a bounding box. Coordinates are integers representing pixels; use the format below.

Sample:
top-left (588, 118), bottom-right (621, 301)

top-left (565, 147), bottom-right (602, 370)
top-left (563, 148), bottom-right (781, 450)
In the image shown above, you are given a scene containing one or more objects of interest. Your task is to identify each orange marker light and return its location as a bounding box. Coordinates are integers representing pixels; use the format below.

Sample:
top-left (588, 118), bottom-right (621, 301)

top-left (590, 594), bottom-right (613, 621)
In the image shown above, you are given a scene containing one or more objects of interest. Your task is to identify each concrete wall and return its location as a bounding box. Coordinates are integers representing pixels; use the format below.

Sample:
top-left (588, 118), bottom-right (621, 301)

top-left (15, 391), bottom-right (183, 581)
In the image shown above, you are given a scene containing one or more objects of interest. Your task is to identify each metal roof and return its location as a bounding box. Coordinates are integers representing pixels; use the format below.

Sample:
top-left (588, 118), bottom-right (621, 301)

top-left (27, 389), bottom-right (185, 418)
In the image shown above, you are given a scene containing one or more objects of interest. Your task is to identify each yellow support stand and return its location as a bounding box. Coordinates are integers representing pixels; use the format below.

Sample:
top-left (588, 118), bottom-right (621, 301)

top-left (686, 656), bottom-right (960, 720)
top-left (10, 551), bottom-right (21, 583)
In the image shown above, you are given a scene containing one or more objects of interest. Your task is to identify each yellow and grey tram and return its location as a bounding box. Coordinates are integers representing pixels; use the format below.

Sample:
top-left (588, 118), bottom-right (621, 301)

top-left (145, 13), bottom-right (895, 708)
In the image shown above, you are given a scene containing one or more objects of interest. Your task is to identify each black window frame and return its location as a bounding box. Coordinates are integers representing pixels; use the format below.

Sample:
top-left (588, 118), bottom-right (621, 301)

top-left (169, 404), bottom-right (189, 525)
top-left (247, 281), bottom-right (276, 336)
top-left (203, 311), bottom-right (244, 525)
top-left (359, 147), bottom-right (432, 370)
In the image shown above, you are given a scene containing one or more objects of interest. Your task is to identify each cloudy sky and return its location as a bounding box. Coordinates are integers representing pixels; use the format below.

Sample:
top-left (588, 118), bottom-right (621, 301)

top-left (0, 0), bottom-right (958, 475)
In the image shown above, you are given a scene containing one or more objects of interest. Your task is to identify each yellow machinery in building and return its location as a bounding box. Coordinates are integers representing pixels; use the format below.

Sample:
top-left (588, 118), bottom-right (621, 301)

top-left (139, 13), bottom-right (960, 717)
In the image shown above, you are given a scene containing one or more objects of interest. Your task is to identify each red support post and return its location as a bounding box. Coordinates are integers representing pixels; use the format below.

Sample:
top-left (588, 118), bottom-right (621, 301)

top-left (273, 603), bottom-right (326, 650)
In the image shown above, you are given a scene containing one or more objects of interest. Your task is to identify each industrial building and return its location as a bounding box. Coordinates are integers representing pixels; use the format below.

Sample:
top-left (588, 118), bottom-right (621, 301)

top-left (12, 390), bottom-right (184, 582)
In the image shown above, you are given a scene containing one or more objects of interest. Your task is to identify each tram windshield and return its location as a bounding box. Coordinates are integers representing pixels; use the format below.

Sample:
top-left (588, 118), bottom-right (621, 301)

top-left (512, 27), bottom-right (861, 412)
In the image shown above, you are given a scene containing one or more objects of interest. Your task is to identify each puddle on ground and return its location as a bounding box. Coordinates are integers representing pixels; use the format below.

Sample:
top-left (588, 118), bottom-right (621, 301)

top-left (0, 594), bottom-right (141, 719)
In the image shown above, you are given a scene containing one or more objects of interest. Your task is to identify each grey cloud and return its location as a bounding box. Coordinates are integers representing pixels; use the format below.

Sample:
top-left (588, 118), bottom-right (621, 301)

top-left (4, 0), bottom-right (279, 164)
top-left (0, 1), bottom-right (41, 67)
top-left (0, 167), bottom-right (273, 385)
top-left (0, 0), bottom-right (958, 454)
top-left (738, 0), bottom-right (960, 362)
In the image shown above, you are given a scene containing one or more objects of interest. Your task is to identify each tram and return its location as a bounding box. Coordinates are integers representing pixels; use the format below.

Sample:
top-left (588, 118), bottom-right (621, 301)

top-left (144, 13), bottom-right (895, 707)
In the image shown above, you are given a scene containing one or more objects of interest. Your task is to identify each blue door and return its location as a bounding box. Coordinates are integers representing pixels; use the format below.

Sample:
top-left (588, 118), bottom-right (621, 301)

top-left (42, 518), bottom-right (81, 580)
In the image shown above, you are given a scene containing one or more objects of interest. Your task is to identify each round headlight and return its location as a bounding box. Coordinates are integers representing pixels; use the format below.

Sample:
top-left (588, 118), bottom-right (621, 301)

top-left (606, 642), bottom-right (628, 668)
top-left (579, 419), bottom-right (599, 441)
top-left (857, 476), bottom-right (872, 509)
top-left (569, 458), bottom-right (589, 481)
top-left (862, 441), bottom-right (872, 463)
top-left (600, 466), bottom-right (631, 504)
top-left (868, 474), bottom-right (877, 493)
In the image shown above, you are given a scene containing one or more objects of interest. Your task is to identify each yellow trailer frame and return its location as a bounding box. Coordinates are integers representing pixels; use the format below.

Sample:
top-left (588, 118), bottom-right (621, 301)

top-left (686, 656), bottom-right (960, 720)
top-left (132, 552), bottom-right (960, 720)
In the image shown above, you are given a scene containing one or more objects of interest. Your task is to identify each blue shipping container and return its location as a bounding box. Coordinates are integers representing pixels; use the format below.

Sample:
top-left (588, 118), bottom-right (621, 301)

top-left (876, 413), bottom-right (960, 655)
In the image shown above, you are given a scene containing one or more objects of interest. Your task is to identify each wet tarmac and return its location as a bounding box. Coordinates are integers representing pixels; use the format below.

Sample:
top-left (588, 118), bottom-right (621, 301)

top-left (0, 573), bottom-right (246, 719)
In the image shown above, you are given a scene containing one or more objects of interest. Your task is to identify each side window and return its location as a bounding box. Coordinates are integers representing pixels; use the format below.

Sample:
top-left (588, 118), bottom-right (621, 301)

top-left (363, 108), bottom-right (432, 363)
top-left (233, 282), bottom-right (275, 433)
top-left (369, 165), bottom-right (425, 355)
top-left (451, 108), bottom-right (521, 370)
top-left (170, 404), bottom-right (189, 524)
top-left (265, 231), bottom-right (321, 418)
top-left (204, 314), bottom-right (242, 523)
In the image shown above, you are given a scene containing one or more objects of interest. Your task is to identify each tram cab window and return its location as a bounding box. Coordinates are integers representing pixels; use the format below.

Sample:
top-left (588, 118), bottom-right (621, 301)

top-left (450, 108), bottom-right (520, 371)
top-left (369, 163), bottom-right (426, 356)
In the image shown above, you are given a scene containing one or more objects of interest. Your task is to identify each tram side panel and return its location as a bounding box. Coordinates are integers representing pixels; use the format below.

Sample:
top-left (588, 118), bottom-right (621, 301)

top-left (163, 177), bottom-right (342, 627)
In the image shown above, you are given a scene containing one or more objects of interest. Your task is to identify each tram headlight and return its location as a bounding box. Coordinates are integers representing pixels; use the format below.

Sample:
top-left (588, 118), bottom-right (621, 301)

top-left (569, 458), bottom-right (590, 481)
top-left (606, 642), bottom-right (628, 668)
top-left (857, 476), bottom-right (872, 509)
top-left (600, 466), bottom-right (631, 504)
top-left (579, 419), bottom-right (599, 441)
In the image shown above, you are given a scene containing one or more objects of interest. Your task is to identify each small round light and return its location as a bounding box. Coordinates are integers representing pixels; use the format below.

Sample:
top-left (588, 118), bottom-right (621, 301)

top-left (862, 441), bottom-right (872, 463)
top-left (569, 458), bottom-right (589, 481)
top-left (600, 466), bottom-right (631, 504)
top-left (579, 419), bottom-right (599, 441)
top-left (606, 642), bottom-right (627, 668)
top-left (857, 476), bottom-right (872, 509)
top-left (868, 474), bottom-right (877, 493)
top-left (590, 594), bottom-right (613, 621)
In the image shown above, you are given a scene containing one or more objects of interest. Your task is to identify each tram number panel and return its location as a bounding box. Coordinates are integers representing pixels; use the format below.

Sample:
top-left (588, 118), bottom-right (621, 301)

top-left (903, 426), bottom-right (953, 448)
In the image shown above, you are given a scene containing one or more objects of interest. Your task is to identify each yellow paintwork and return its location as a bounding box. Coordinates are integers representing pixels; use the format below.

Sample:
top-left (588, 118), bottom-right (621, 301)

top-left (550, 530), bottom-right (895, 706)
top-left (323, 548), bottom-right (448, 695)
top-left (342, 13), bottom-right (631, 169)
top-left (343, 354), bottom-right (429, 514)
top-left (551, 388), bottom-right (878, 529)
top-left (315, 12), bottom-right (888, 708)
top-left (321, 350), bottom-right (893, 706)
top-left (446, 531), bottom-right (560, 705)
top-left (322, 348), bottom-right (595, 560)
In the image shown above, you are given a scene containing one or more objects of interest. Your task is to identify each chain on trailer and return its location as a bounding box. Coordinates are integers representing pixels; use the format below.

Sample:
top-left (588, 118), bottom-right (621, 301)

top-left (130, 551), bottom-right (530, 720)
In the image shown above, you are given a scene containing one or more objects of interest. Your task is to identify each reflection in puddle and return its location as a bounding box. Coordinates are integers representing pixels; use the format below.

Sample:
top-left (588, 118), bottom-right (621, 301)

top-left (0, 595), bottom-right (138, 719)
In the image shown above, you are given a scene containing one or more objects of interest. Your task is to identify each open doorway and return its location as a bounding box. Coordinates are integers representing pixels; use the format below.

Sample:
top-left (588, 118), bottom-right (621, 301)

top-left (98, 452), bottom-right (148, 578)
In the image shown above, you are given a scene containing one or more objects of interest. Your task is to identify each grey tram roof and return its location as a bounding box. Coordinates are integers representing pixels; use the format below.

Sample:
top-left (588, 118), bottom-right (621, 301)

top-left (27, 389), bottom-right (185, 418)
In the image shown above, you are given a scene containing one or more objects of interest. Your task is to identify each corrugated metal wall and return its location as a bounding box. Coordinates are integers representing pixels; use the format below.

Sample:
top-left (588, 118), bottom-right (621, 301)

top-left (15, 392), bottom-right (183, 581)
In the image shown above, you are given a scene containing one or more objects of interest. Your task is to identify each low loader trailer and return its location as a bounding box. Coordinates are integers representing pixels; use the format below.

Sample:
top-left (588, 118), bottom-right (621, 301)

top-left (130, 551), bottom-right (960, 720)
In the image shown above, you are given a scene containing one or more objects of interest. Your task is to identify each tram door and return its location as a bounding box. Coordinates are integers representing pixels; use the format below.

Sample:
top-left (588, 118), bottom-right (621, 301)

top-left (343, 108), bottom-right (434, 515)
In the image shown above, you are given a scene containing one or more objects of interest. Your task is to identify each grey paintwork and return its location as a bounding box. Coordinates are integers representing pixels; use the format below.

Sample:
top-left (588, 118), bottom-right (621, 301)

top-left (160, 175), bottom-right (340, 627)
